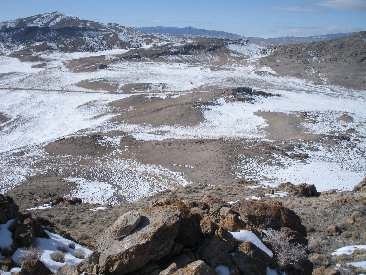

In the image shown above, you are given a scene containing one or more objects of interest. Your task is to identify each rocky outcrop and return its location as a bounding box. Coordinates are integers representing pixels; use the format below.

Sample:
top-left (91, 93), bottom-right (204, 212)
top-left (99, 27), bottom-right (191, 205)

top-left (278, 182), bottom-right (319, 197)
top-left (231, 200), bottom-right (307, 237)
top-left (0, 195), bottom-right (49, 252)
top-left (65, 197), bottom-right (312, 275)
top-left (1, 194), bottom-right (313, 274)
top-left (19, 259), bottom-right (52, 275)
top-left (0, 194), bottom-right (54, 272)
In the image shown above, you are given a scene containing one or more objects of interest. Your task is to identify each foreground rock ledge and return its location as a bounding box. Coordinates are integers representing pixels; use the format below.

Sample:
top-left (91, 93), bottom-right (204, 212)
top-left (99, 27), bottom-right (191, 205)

top-left (58, 197), bottom-right (313, 275)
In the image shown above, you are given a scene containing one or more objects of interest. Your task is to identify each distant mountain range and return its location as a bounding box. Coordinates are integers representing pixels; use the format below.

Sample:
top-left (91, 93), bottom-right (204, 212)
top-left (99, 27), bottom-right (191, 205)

top-left (251, 32), bottom-right (357, 45)
top-left (138, 26), bottom-right (355, 44)
top-left (137, 26), bottom-right (243, 40)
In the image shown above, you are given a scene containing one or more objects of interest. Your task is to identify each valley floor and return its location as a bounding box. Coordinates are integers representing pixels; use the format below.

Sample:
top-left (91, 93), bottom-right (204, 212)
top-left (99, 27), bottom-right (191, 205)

top-left (0, 45), bottom-right (365, 204)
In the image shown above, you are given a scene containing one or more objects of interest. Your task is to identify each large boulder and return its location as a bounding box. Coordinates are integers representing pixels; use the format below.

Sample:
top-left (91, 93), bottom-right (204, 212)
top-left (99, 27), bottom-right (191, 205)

top-left (232, 200), bottom-right (307, 236)
top-left (278, 182), bottom-right (319, 197)
top-left (0, 194), bottom-right (20, 223)
top-left (232, 241), bottom-right (273, 275)
top-left (98, 205), bottom-right (182, 274)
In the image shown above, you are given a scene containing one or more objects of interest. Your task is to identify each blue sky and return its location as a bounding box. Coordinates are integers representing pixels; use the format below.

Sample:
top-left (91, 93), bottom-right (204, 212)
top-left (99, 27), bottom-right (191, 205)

top-left (0, 0), bottom-right (365, 37)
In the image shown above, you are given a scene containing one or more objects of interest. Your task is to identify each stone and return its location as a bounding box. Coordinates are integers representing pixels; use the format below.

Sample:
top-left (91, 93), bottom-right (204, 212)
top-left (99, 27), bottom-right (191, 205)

top-left (159, 263), bottom-right (178, 275)
top-left (12, 218), bottom-right (36, 247)
top-left (294, 183), bottom-right (319, 197)
top-left (200, 216), bottom-right (218, 236)
top-left (175, 206), bottom-right (203, 248)
top-left (325, 225), bottom-right (342, 236)
top-left (55, 265), bottom-right (78, 275)
top-left (231, 241), bottom-right (272, 275)
top-left (68, 198), bottom-right (82, 205)
top-left (313, 268), bottom-right (340, 275)
top-left (98, 205), bottom-right (181, 274)
top-left (74, 251), bottom-right (100, 274)
top-left (0, 194), bottom-right (20, 223)
top-left (110, 211), bottom-right (142, 240)
top-left (353, 177), bottom-right (366, 192)
top-left (219, 213), bottom-right (245, 232)
top-left (174, 260), bottom-right (216, 275)
top-left (50, 195), bottom-right (65, 205)
top-left (278, 182), bottom-right (319, 197)
top-left (197, 234), bottom-right (234, 267)
top-left (309, 253), bottom-right (330, 268)
top-left (19, 259), bottom-right (52, 275)
top-left (232, 200), bottom-right (306, 236)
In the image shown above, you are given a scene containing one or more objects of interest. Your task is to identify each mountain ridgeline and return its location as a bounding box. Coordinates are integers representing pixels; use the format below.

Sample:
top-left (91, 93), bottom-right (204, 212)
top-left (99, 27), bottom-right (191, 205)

top-left (137, 26), bottom-right (243, 39)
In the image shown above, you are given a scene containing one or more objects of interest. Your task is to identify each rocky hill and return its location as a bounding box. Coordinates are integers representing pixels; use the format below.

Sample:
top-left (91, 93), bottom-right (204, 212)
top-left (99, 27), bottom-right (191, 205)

top-left (259, 31), bottom-right (366, 89)
top-left (0, 12), bottom-right (160, 52)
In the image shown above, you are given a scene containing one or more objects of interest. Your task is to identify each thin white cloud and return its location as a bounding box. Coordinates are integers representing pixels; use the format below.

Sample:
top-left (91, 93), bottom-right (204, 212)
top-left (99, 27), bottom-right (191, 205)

top-left (315, 0), bottom-right (366, 11)
top-left (266, 6), bottom-right (321, 12)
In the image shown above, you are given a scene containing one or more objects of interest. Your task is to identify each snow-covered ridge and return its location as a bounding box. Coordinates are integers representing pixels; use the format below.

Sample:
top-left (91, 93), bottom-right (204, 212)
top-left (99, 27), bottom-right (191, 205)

top-left (0, 11), bottom-right (143, 36)
top-left (0, 12), bottom-right (159, 52)
top-left (1, 12), bottom-right (78, 29)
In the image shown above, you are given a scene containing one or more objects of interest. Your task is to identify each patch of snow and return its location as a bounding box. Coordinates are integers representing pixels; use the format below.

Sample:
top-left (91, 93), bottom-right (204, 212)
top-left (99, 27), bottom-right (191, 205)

top-left (9, 267), bottom-right (21, 274)
top-left (256, 66), bottom-right (277, 75)
top-left (133, 132), bottom-right (167, 141)
top-left (67, 177), bottom-right (118, 205)
top-left (265, 192), bottom-right (289, 198)
top-left (0, 56), bottom-right (42, 74)
top-left (246, 196), bottom-right (262, 200)
top-left (0, 219), bottom-right (14, 250)
top-left (248, 185), bottom-right (264, 189)
top-left (42, 48), bottom-right (130, 61)
top-left (332, 245), bottom-right (366, 256)
top-left (12, 230), bottom-right (92, 273)
top-left (227, 42), bottom-right (270, 61)
top-left (88, 207), bottom-right (108, 211)
top-left (97, 136), bottom-right (122, 148)
top-left (27, 203), bottom-right (52, 211)
top-left (215, 265), bottom-right (230, 275)
top-left (0, 89), bottom-right (125, 153)
top-left (227, 200), bottom-right (239, 205)
top-left (230, 230), bottom-right (273, 257)
top-left (347, 261), bottom-right (366, 269)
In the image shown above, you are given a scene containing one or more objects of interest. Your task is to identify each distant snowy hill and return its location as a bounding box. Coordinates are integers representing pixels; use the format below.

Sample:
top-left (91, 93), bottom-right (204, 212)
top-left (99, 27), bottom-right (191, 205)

top-left (0, 12), bottom-right (160, 52)
top-left (138, 26), bottom-right (243, 39)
